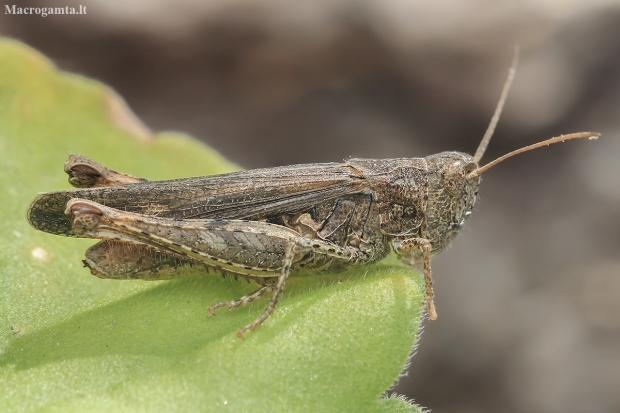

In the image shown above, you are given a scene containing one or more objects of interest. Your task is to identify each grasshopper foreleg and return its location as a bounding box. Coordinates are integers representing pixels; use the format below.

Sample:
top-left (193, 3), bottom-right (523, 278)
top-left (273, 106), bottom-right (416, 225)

top-left (392, 238), bottom-right (437, 320)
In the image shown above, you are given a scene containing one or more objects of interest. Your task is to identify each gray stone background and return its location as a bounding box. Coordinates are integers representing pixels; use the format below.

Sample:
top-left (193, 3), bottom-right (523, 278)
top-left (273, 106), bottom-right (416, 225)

top-left (2, 1), bottom-right (619, 412)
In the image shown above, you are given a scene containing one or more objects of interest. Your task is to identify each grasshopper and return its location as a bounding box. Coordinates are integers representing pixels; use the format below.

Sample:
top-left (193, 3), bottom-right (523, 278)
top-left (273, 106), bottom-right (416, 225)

top-left (26, 53), bottom-right (599, 338)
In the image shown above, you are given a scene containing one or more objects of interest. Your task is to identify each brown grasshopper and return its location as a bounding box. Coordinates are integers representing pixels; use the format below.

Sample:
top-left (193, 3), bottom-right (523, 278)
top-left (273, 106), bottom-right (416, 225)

top-left (26, 53), bottom-right (599, 338)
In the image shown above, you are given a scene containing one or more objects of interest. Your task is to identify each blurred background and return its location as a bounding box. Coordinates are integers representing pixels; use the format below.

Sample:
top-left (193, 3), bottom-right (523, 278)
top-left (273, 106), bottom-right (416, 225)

top-left (2, 0), bottom-right (619, 411)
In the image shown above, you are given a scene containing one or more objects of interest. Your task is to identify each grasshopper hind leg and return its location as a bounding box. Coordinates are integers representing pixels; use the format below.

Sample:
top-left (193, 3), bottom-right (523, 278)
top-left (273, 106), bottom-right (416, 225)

top-left (212, 243), bottom-right (297, 338)
top-left (65, 154), bottom-right (147, 188)
top-left (65, 198), bottom-right (368, 338)
top-left (207, 283), bottom-right (274, 315)
top-left (211, 238), bottom-right (364, 338)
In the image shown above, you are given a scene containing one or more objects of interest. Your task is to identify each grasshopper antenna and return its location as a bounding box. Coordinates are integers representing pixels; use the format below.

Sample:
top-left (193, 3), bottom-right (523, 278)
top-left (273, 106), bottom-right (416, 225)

top-left (473, 46), bottom-right (519, 164)
top-left (468, 132), bottom-right (600, 178)
top-left (469, 46), bottom-right (600, 179)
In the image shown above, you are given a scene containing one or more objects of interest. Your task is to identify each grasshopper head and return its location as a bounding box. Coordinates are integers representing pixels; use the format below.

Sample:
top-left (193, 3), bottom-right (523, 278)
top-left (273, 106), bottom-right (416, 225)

top-left (417, 47), bottom-right (515, 253)
top-left (422, 152), bottom-right (480, 253)
top-left (417, 46), bottom-right (599, 254)
top-left (421, 130), bottom-right (599, 255)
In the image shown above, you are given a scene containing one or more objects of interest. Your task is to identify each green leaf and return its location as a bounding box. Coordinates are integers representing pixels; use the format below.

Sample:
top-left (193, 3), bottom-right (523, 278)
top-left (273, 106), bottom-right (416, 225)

top-left (0, 38), bottom-right (425, 413)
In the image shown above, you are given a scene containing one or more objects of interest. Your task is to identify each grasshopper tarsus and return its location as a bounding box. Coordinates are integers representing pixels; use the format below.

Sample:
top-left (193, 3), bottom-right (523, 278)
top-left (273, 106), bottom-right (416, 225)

top-left (210, 284), bottom-right (272, 313)
top-left (427, 300), bottom-right (438, 321)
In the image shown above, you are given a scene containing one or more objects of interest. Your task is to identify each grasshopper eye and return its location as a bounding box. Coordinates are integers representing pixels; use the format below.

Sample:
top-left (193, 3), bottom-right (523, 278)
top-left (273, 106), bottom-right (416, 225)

top-left (465, 162), bottom-right (478, 181)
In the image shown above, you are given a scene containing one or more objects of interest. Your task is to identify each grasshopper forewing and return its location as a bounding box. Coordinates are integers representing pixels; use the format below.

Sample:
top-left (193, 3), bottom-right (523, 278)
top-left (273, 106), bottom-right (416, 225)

top-left (27, 50), bottom-right (600, 337)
